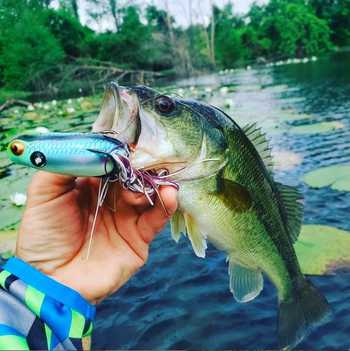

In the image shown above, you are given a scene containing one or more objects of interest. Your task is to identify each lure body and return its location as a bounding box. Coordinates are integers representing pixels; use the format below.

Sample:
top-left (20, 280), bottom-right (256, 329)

top-left (7, 132), bottom-right (129, 177)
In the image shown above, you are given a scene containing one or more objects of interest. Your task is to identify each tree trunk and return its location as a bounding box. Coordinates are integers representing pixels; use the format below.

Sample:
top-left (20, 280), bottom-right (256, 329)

top-left (209, 0), bottom-right (216, 66)
top-left (71, 0), bottom-right (79, 20)
top-left (109, 0), bottom-right (119, 31)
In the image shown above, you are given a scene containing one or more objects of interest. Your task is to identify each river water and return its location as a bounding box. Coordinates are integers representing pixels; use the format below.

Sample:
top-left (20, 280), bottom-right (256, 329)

top-left (92, 53), bottom-right (350, 350)
top-left (0, 52), bottom-right (349, 349)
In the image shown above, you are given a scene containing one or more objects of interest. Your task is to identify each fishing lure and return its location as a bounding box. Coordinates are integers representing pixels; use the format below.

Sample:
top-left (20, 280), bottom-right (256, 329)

top-left (7, 132), bottom-right (178, 257)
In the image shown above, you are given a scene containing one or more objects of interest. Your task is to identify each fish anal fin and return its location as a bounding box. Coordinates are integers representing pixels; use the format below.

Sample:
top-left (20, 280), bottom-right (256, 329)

top-left (276, 182), bottom-right (304, 243)
top-left (228, 258), bottom-right (263, 303)
top-left (170, 210), bottom-right (186, 243)
top-left (183, 213), bottom-right (207, 258)
top-left (242, 123), bottom-right (274, 172)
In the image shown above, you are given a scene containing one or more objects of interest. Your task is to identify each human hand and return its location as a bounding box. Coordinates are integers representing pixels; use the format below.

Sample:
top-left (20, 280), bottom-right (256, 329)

top-left (16, 171), bottom-right (177, 304)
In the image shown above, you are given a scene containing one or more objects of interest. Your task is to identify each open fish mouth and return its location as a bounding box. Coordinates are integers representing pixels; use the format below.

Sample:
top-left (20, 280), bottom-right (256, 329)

top-left (93, 82), bottom-right (141, 147)
top-left (92, 82), bottom-right (186, 177)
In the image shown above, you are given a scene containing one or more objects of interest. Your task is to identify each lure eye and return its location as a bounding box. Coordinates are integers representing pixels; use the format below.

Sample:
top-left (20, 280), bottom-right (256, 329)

top-left (155, 96), bottom-right (176, 114)
top-left (30, 151), bottom-right (47, 168)
top-left (10, 141), bottom-right (25, 156)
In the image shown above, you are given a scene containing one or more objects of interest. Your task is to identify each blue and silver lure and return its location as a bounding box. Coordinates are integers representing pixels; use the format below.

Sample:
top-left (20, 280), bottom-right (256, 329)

top-left (7, 131), bottom-right (177, 203)
top-left (8, 131), bottom-right (178, 257)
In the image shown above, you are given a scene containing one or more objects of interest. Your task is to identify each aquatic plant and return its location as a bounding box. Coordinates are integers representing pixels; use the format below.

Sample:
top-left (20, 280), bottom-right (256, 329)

top-left (290, 121), bottom-right (344, 134)
top-left (296, 225), bottom-right (350, 275)
top-left (303, 164), bottom-right (350, 191)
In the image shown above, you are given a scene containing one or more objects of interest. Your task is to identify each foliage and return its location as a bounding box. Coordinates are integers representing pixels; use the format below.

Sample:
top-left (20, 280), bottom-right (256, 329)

top-left (309, 0), bottom-right (350, 46)
top-left (0, 1), bottom-right (64, 89)
top-left (0, 0), bottom-right (347, 94)
top-left (247, 0), bottom-right (332, 59)
top-left (85, 6), bottom-right (153, 69)
top-left (44, 9), bottom-right (92, 57)
top-left (214, 5), bottom-right (245, 67)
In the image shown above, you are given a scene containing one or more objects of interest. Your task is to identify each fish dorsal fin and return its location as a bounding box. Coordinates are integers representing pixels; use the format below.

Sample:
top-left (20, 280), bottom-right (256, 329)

top-left (183, 213), bottom-right (207, 258)
top-left (276, 182), bottom-right (304, 243)
top-left (242, 123), bottom-right (273, 172)
top-left (228, 257), bottom-right (264, 303)
top-left (170, 210), bottom-right (186, 243)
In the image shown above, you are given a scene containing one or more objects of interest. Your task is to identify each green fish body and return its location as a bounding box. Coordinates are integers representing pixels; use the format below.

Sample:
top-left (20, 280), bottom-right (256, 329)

top-left (92, 84), bottom-right (330, 349)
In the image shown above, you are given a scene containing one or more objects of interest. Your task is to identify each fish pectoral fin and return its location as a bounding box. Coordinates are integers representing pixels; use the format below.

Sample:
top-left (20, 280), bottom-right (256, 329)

top-left (228, 258), bottom-right (263, 303)
top-left (170, 210), bottom-right (186, 243)
top-left (183, 213), bottom-right (207, 258)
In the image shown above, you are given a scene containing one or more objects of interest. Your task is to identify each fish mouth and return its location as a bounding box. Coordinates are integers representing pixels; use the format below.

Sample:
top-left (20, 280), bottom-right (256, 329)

top-left (93, 83), bottom-right (186, 174)
top-left (93, 82), bottom-right (141, 146)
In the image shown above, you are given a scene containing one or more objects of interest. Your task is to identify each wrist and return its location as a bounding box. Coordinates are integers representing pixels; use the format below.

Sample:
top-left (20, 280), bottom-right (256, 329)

top-left (3, 257), bottom-right (96, 318)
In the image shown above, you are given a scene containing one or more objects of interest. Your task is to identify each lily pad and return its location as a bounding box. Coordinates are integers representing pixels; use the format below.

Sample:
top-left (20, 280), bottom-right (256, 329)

top-left (0, 229), bottom-right (17, 258)
top-left (23, 111), bottom-right (42, 120)
top-left (0, 203), bottom-right (25, 230)
top-left (303, 164), bottom-right (350, 191)
top-left (290, 121), bottom-right (344, 134)
top-left (296, 225), bottom-right (350, 275)
top-left (280, 109), bottom-right (313, 121)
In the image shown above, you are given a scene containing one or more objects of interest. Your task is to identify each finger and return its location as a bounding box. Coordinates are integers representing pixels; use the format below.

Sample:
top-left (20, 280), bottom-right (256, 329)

top-left (114, 197), bottom-right (149, 261)
top-left (27, 171), bottom-right (76, 206)
top-left (137, 186), bottom-right (178, 243)
top-left (119, 187), bottom-right (152, 208)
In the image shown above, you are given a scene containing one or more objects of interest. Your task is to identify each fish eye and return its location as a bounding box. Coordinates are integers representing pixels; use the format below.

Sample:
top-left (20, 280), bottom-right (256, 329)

top-left (30, 151), bottom-right (47, 168)
top-left (155, 96), bottom-right (176, 114)
top-left (9, 141), bottom-right (25, 156)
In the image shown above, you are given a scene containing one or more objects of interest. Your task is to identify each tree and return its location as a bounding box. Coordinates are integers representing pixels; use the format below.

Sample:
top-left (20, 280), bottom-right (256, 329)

top-left (212, 4), bottom-right (244, 68)
top-left (108, 0), bottom-right (119, 31)
top-left (309, 0), bottom-right (350, 46)
top-left (59, 0), bottom-right (79, 20)
top-left (247, 0), bottom-right (332, 59)
top-left (0, 1), bottom-right (64, 89)
top-left (45, 9), bottom-right (91, 57)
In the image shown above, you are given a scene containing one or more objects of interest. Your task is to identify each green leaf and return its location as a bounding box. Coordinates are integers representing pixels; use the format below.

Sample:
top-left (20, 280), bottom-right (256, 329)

top-left (296, 225), bottom-right (350, 275)
top-left (280, 110), bottom-right (313, 121)
top-left (303, 164), bottom-right (350, 191)
top-left (0, 229), bottom-right (17, 258)
top-left (290, 121), bottom-right (344, 134)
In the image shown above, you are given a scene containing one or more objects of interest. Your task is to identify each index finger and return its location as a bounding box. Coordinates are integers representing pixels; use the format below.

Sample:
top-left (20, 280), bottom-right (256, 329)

top-left (136, 186), bottom-right (178, 243)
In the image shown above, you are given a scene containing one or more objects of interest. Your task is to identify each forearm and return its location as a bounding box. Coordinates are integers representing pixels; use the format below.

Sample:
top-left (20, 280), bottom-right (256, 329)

top-left (0, 257), bottom-right (95, 350)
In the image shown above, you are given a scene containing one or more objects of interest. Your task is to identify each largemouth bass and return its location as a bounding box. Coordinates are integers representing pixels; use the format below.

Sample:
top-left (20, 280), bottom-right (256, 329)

top-left (92, 83), bottom-right (331, 349)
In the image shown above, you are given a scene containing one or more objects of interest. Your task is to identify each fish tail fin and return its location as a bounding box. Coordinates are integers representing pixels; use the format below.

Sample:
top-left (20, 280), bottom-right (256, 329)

top-left (278, 278), bottom-right (331, 350)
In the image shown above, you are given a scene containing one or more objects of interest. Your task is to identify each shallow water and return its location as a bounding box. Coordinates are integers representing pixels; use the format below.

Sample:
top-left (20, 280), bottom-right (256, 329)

top-left (92, 53), bottom-right (350, 350)
top-left (0, 53), bottom-right (349, 349)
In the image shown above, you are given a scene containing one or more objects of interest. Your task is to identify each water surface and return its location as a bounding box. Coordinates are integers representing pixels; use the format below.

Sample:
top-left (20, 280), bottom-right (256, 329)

top-left (93, 53), bottom-right (350, 350)
top-left (0, 53), bottom-right (349, 350)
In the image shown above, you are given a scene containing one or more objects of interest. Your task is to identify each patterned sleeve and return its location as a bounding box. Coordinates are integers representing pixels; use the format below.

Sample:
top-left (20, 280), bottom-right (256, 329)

top-left (0, 257), bottom-right (95, 350)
